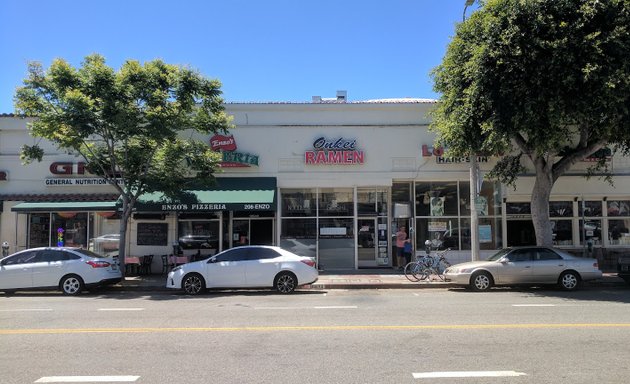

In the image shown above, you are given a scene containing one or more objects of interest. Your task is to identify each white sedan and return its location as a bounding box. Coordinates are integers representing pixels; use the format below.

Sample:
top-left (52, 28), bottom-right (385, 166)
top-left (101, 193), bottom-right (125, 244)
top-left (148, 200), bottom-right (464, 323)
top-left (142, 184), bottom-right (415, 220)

top-left (443, 246), bottom-right (602, 291)
top-left (167, 245), bottom-right (319, 295)
top-left (0, 247), bottom-right (122, 295)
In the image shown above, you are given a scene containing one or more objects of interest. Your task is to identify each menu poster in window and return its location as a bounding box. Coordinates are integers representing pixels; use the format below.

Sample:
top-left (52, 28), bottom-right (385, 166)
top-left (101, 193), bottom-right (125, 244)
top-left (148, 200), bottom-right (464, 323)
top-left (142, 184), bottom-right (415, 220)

top-left (137, 223), bottom-right (168, 246)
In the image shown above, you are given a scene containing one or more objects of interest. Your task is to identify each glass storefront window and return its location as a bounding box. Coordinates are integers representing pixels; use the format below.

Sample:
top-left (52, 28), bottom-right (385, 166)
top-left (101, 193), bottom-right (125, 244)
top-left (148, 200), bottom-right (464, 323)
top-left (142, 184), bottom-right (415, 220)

top-left (607, 200), bottom-right (630, 216)
top-left (578, 201), bottom-right (603, 217)
top-left (281, 189), bottom-right (317, 217)
top-left (29, 213), bottom-right (50, 248)
top-left (506, 202), bottom-right (531, 215)
top-left (415, 217), bottom-right (460, 251)
top-left (51, 212), bottom-right (88, 248)
top-left (609, 219), bottom-right (630, 245)
top-left (357, 188), bottom-right (388, 216)
top-left (319, 188), bottom-right (354, 217)
top-left (579, 219), bottom-right (602, 245)
top-left (551, 220), bottom-right (573, 246)
top-left (280, 218), bottom-right (317, 257)
top-left (415, 182), bottom-right (458, 217)
top-left (392, 182), bottom-right (411, 203)
top-left (550, 201), bottom-right (573, 217)
top-left (460, 181), bottom-right (502, 216)
top-left (178, 220), bottom-right (220, 253)
top-left (318, 218), bottom-right (354, 269)
top-left (460, 217), bottom-right (503, 250)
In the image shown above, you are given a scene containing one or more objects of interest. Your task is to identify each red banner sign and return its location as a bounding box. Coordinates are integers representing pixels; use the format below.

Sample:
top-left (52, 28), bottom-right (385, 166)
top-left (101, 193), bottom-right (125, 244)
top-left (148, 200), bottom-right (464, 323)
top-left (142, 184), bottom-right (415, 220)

top-left (210, 134), bottom-right (237, 152)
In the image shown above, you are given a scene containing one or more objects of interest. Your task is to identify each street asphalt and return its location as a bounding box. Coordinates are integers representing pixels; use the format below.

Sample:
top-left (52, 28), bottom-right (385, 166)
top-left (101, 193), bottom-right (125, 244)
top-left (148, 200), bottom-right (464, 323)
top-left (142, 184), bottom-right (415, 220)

top-left (114, 269), bottom-right (628, 291)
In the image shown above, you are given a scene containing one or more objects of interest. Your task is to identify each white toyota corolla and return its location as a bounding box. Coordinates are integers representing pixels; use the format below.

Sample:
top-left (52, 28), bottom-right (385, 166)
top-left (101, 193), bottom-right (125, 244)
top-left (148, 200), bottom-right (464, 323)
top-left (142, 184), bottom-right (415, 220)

top-left (167, 245), bottom-right (319, 295)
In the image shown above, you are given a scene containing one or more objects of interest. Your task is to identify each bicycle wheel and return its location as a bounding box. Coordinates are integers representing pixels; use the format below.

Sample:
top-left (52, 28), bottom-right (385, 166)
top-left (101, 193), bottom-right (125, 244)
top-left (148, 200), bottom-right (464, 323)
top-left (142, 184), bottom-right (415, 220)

top-left (404, 262), bottom-right (421, 282)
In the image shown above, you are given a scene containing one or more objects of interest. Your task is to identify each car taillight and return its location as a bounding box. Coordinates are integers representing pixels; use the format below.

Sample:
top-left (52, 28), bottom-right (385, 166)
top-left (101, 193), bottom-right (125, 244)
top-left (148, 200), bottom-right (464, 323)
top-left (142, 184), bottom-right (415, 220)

top-left (301, 259), bottom-right (316, 268)
top-left (87, 260), bottom-right (111, 268)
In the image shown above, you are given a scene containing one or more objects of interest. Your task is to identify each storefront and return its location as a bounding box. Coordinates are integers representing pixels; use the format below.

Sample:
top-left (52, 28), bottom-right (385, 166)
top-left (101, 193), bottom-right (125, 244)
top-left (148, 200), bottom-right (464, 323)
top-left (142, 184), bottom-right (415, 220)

top-left (2, 97), bottom-right (630, 271)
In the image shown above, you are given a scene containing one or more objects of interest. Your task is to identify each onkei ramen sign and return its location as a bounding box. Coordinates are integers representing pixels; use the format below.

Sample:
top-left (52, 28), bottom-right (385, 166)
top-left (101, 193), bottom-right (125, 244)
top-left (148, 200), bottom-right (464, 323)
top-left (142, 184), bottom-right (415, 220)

top-left (305, 137), bottom-right (365, 165)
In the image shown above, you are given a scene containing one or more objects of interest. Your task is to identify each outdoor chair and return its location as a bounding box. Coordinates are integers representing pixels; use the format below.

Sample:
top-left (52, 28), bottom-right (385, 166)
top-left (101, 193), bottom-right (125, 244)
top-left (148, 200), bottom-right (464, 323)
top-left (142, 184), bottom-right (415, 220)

top-left (139, 254), bottom-right (153, 275)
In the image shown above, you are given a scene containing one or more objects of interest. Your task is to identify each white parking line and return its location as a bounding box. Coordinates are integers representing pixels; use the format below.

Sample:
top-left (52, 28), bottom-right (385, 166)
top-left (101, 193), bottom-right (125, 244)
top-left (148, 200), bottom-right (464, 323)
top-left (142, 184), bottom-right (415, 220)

top-left (0, 308), bottom-right (53, 312)
top-left (413, 371), bottom-right (526, 378)
top-left (35, 376), bottom-right (140, 382)
top-left (97, 308), bottom-right (145, 311)
top-left (254, 306), bottom-right (357, 310)
top-left (512, 304), bottom-right (556, 307)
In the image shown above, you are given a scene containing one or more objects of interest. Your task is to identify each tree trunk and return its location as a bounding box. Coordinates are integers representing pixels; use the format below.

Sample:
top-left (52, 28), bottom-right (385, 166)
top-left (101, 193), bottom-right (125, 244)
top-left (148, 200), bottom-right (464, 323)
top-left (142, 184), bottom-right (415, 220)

top-left (117, 197), bottom-right (132, 280)
top-left (531, 166), bottom-right (554, 246)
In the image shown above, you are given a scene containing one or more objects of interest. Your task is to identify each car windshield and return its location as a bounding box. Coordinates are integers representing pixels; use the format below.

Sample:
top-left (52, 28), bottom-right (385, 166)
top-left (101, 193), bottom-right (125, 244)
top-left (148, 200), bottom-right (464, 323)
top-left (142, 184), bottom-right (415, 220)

top-left (73, 248), bottom-right (107, 258)
top-left (485, 248), bottom-right (512, 261)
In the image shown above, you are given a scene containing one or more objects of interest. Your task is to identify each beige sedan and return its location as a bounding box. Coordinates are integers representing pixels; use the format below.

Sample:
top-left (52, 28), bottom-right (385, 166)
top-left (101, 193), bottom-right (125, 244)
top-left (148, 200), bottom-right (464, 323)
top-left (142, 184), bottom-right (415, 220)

top-left (443, 246), bottom-right (602, 291)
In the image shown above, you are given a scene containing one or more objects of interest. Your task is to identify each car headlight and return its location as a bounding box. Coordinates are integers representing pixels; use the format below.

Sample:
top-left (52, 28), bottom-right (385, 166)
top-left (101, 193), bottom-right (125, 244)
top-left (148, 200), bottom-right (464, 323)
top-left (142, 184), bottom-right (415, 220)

top-left (171, 266), bottom-right (182, 273)
top-left (459, 268), bottom-right (474, 273)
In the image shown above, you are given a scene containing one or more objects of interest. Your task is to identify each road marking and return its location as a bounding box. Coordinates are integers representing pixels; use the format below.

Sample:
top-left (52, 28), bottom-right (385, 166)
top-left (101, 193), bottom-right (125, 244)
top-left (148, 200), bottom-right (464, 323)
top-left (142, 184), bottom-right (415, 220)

top-left (254, 306), bottom-right (357, 310)
top-left (3, 323), bottom-right (630, 335)
top-left (0, 308), bottom-right (53, 312)
top-left (413, 371), bottom-right (526, 378)
top-left (97, 308), bottom-right (145, 311)
top-left (35, 376), bottom-right (139, 382)
top-left (512, 304), bottom-right (556, 307)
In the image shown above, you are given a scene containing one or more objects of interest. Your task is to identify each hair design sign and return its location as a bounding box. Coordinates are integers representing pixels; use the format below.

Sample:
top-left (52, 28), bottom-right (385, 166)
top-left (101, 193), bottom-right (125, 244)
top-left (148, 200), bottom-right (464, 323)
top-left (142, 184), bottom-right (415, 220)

top-left (422, 144), bottom-right (489, 163)
top-left (305, 137), bottom-right (364, 165)
top-left (210, 134), bottom-right (259, 167)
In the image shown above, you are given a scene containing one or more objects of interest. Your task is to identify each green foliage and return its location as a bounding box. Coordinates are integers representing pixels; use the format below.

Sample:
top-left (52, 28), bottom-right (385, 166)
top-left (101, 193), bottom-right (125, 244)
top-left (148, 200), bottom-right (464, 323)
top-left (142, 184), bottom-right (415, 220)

top-left (14, 54), bottom-right (233, 262)
top-left (14, 54), bottom-right (232, 202)
top-left (431, 0), bottom-right (630, 178)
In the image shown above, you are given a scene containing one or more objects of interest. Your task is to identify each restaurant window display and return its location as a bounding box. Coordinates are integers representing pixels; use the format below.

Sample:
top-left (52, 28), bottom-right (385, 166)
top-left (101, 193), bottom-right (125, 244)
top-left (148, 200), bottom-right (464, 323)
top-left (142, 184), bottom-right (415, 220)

top-left (178, 215), bottom-right (220, 258)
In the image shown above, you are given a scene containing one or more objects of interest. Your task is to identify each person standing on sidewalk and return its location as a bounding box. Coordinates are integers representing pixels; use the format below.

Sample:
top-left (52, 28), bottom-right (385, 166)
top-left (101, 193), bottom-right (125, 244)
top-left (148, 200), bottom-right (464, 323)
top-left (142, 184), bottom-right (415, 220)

top-left (395, 226), bottom-right (407, 269)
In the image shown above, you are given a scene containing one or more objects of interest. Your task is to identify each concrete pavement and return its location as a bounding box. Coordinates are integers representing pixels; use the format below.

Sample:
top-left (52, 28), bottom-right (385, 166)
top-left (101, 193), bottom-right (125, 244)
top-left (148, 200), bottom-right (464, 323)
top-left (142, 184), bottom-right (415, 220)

top-left (112, 269), bottom-right (627, 291)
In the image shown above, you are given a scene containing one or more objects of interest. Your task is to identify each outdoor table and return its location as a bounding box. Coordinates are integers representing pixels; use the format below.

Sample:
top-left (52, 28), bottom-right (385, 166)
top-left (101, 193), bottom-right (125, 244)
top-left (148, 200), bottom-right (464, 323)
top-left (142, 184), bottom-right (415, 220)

top-left (125, 256), bottom-right (142, 275)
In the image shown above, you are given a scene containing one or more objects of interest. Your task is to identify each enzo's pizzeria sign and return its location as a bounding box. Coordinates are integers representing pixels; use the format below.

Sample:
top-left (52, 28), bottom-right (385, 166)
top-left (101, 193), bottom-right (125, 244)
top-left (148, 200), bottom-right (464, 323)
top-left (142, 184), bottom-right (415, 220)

top-left (305, 137), bottom-right (365, 165)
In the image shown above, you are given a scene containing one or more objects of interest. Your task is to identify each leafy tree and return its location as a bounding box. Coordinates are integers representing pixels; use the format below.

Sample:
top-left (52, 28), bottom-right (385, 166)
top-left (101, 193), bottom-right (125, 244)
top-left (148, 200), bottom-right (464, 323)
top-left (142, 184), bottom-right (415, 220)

top-left (15, 54), bottom-right (232, 275)
top-left (431, 0), bottom-right (630, 246)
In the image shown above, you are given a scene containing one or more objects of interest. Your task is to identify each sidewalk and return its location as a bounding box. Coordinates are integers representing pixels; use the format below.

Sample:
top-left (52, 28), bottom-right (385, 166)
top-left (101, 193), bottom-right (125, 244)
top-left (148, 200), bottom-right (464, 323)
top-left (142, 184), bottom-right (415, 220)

top-left (113, 270), bottom-right (627, 291)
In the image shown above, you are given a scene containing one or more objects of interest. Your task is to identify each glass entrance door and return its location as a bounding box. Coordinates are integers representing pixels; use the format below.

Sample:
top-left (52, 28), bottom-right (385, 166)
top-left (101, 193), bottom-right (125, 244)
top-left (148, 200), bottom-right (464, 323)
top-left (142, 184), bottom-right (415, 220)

top-left (231, 218), bottom-right (274, 247)
top-left (358, 218), bottom-right (377, 267)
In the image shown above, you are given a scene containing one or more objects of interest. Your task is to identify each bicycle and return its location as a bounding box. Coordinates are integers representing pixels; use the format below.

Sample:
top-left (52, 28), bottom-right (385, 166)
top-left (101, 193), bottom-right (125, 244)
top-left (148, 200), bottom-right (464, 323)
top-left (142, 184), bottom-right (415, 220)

top-left (403, 253), bottom-right (433, 282)
top-left (418, 248), bottom-right (451, 281)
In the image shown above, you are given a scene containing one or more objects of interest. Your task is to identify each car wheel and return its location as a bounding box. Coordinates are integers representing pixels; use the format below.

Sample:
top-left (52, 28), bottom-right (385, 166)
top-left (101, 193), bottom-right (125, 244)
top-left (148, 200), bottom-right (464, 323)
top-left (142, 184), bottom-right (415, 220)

top-left (182, 273), bottom-right (205, 295)
top-left (60, 275), bottom-right (84, 295)
top-left (470, 271), bottom-right (493, 291)
top-left (274, 272), bottom-right (297, 294)
top-left (558, 271), bottom-right (581, 291)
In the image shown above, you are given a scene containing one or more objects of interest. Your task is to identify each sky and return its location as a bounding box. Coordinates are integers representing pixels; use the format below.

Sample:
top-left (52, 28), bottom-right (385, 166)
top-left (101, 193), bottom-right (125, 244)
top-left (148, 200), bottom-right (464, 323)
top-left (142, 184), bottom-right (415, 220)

top-left (0, 0), bottom-right (477, 113)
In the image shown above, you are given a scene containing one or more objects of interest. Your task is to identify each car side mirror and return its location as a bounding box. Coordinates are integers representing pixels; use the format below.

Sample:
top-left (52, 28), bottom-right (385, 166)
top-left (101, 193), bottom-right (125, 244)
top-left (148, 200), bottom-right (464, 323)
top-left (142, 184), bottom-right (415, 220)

top-left (207, 257), bottom-right (216, 264)
top-left (500, 258), bottom-right (509, 264)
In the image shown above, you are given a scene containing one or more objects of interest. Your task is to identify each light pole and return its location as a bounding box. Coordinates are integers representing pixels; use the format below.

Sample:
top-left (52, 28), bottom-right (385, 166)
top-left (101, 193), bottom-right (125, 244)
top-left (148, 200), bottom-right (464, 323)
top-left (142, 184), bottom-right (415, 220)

top-left (464, 0), bottom-right (480, 261)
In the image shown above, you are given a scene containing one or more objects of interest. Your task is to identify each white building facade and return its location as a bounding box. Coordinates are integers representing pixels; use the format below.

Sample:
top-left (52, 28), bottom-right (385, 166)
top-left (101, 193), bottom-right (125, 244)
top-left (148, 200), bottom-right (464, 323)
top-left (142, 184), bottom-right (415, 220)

top-left (1, 98), bottom-right (629, 271)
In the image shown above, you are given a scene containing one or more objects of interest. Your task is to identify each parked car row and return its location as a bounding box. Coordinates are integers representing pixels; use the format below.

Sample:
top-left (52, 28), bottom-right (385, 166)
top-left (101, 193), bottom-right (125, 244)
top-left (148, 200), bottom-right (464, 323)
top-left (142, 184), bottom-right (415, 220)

top-left (0, 245), bottom-right (625, 295)
top-left (0, 245), bottom-right (318, 295)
